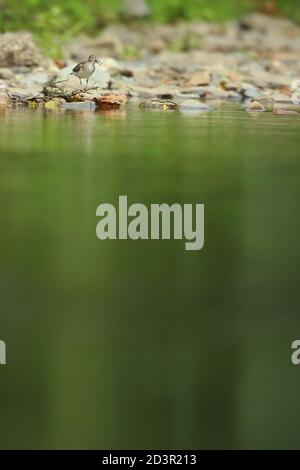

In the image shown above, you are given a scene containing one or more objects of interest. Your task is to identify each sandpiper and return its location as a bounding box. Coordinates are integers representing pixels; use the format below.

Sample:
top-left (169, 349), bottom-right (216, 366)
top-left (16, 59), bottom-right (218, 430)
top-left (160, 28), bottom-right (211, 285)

top-left (71, 55), bottom-right (103, 90)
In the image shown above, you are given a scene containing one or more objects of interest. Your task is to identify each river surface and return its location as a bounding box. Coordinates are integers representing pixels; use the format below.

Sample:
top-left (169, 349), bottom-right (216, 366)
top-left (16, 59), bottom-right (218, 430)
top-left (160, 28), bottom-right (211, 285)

top-left (0, 103), bottom-right (300, 449)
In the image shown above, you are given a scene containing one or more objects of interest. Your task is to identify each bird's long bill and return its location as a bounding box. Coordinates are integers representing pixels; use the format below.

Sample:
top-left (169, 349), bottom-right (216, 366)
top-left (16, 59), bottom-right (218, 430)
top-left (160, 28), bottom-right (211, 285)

top-left (96, 60), bottom-right (104, 66)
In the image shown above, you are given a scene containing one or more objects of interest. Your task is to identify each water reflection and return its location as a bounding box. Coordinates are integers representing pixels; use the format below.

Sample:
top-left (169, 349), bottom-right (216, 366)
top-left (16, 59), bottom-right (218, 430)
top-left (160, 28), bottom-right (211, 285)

top-left (0, 104), bottom-right (299, 449)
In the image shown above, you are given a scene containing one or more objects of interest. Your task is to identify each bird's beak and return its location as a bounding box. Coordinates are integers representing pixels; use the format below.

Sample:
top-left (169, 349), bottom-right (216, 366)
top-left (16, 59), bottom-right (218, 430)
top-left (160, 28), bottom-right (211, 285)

top-left (96, 60), bottom-right (103, 66)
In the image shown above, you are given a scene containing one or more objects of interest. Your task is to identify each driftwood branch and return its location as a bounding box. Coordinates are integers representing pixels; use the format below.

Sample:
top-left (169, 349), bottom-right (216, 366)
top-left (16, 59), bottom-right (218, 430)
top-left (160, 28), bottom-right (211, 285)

top-left (42, 83), bottom-right (99, 101)
top-left (8, 84), bottom-right (100, 104)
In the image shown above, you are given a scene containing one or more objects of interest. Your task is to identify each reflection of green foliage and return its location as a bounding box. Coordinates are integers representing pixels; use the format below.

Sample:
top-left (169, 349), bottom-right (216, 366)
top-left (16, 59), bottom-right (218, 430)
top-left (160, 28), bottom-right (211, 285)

top-left (0, 0), bottom-right (300, 57)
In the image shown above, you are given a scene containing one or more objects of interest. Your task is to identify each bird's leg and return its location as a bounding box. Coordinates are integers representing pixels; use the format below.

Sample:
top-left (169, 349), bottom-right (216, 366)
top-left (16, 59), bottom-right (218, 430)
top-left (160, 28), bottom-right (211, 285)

top-left (79, 78), bottom-right (83, 89)
top-left (86, 77), bottom-right (89, 90)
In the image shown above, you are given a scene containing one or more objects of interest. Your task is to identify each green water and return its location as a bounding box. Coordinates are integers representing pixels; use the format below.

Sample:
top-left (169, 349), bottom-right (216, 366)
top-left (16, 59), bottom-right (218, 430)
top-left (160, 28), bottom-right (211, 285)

top-left (0, 103), bottom-right (300, 449)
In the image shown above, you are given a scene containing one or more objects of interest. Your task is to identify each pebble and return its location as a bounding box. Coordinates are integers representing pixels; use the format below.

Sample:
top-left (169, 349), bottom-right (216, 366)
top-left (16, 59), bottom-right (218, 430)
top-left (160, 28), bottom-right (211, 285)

top-left (272, 109), bottom-right (298, 116)
top-left (0, 68), bottom-right (14, 80)
top-left (222, 81), bottom-right (239, 91)
top-left (139, 99), bottom-right (177, 110)
top-left (188, 71), bottom-right (212, 87)
top-left (0, 82), bottom-right (10, 105)
top-left (242, 84), bottom-right (261, 99)
top-left (204, 86), bottom-right (230, 100)
top-left (227, 91), bottom-right (242, 101)
top-left (272, 93), bottom-right (291, 103)
top-left (244, 101), bottom-right (266, 112)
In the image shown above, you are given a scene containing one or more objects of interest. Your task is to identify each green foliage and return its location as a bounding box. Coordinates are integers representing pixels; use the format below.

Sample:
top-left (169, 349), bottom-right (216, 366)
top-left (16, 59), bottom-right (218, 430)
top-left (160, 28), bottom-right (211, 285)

top-left (277, 0), bottom-right (300, 23)
top-left (148, 0), bottom-right (254, 23)
top-left (0, 0), bottom-right (300, 57)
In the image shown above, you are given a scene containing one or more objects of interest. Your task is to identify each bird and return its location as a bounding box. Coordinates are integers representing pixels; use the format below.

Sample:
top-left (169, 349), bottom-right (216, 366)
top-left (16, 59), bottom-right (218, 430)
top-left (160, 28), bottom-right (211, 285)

top-left (71, 55), bottom-right (103, 90)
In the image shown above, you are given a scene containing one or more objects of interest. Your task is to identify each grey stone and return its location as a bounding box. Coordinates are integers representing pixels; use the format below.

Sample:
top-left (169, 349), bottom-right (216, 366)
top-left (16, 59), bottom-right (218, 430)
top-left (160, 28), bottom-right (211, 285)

top-left (244, 100), bottom-right (266, 112)
top-left (242, 84), bottom-right (261, 99)
top-left (0, 68), bottom-right (14, 80)
top-left (139, 99), bottom-right (177, 110)
top-left (272, 93), bottom-right (291, 103)
top-left (0, 32), bottom-right (49, 68)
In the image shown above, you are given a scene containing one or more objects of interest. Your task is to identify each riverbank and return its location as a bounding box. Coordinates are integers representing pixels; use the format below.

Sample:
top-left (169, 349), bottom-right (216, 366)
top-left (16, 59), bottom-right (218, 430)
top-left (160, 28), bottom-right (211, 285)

top-left (1, 14), bottom-right (300, 111)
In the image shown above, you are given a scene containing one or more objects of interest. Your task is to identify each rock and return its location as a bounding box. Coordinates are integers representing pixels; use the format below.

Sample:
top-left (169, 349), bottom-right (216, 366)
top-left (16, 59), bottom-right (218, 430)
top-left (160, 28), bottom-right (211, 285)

top-left (227, 91), bottom-right (242, 101)
top-left (6, 88), bottom-right (37, 102)
top-left (204, 86), bottom-right (231, 100)
top-left (119, 69), bottom-right (134, 78)
top-left (93, 94), bottom-right (128, 110)
top-left (157, 93), bottom-right (174, 100)
top-left (54, 59), bottom-right (67, 69)
top-left (0, 68), bottom-right (14, 80)
top-left (129, 85), bottom-right (177, 99)
top-left (150, 39), bottom-right (165, 54)
top-left (102, 57), bottom-right (120, 71)
top-left (0, 82), bottom-right (10, 105)
top-left (21, 71), bottom-right (55, 88)
top-left (255, 94), bottom-right (274, 106)
top-left (176, 87), bottom-right (207, 98)
top-left (272, 109), bottom-right (298, 116)
top-left (0, 32), bottom-right (48, 68)
top-left (272, 93), bottom-right (291, 103)
top-left (175, 93), bottom-right (200, 100)
top-left (188, 71), bottom-right (212, 87)
top-left (44, 99), bottom-right (65, 109)
top-left (67, 92), bottom-right (95, 102)
top-left (122, 0), bottom-right (150, 18)
top-left (241, 83), bottom-right (261, 99)
top-left (179, 100), bottom-right (213, 112)
top-left (222, 81), bottom-right (239, 91)
top-left (139, 99), bottom-right (177, 110)
top-left (244, 101), bottom-right (266, 112)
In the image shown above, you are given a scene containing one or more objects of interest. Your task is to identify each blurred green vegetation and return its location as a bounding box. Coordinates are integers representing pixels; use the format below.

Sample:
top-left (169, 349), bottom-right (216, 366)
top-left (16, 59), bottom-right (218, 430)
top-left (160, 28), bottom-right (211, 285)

top-left (0, 0), bottom-right (300, 57)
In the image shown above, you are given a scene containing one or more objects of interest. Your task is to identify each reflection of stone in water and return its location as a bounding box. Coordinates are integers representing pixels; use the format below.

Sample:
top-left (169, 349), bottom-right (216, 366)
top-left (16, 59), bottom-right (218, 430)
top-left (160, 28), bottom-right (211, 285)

top-left (61, 101), bottom-right (95, 111)
top-left (96, 109), bottom-right (127, 120)
top-left (0, 106), bottom-right (9, 120)
top-left (0, 81), bottom-right (10, 106)
top-left (66, 109), bottom-right (96, 157)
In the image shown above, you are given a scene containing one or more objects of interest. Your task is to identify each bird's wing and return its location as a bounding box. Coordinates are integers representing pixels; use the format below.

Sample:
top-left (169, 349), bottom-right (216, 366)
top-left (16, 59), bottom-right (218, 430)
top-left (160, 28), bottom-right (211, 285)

top-left (72, 62), bottom-right (84, 73)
